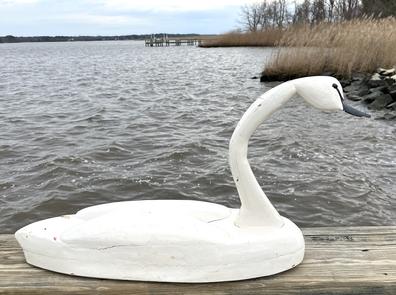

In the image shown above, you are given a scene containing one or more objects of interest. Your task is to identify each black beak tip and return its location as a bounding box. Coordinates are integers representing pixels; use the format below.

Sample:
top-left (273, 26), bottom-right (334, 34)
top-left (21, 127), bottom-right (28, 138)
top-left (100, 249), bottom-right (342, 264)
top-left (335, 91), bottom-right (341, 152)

top-left (342, 102), bottom-right (371, 118)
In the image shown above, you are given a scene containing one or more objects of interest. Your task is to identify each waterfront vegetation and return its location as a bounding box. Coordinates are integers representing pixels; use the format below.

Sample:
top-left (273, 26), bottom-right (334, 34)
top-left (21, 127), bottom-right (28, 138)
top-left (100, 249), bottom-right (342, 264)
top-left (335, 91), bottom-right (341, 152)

top-left (201, 17), bottom-right (396, 80)
top-left (263, 17), bottom-right (396, 79)
top-left (201, 0), bottom-right (396, 79)
top-left (199, 29), bottom-right (283, 47)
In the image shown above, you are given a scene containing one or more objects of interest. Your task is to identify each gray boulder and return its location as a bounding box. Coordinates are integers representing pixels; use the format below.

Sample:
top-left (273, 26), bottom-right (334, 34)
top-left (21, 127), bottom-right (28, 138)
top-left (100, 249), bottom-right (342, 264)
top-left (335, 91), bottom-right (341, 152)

top-left (368, 73), bottom-right (386, 87)
top-left (351, 73), bottom-right (368, 82)
top-left (357, 88), bottom-right (370, 96)
top-left (340, 79), bottom-right (352, 87)
top-left (347, 94), bottom-right (362, 101)
top-left (368, 94), bottom-right (393, 110)
top-left (385, 74), bottom-right (396, 85)
top-left (378, 68), bottom-right (396, 76)
top-left (362, 92), bottom-right (383, 104)
top-left (369, 86), bottom-right (388, 94)
top-left (386, 101), bottom-right (396, 110)
top-left (388, 84), bottom-right (396, 92)
top-left (343, 84), bottom-right (361, 93)
top-left (390, 90), bottom-right (396, 100)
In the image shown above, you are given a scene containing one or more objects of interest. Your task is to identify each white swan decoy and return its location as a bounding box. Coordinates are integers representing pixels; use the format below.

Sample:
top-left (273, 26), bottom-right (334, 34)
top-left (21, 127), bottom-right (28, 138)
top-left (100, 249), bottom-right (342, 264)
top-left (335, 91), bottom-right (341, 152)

top-left (15, 76), bottom-right (370, 282)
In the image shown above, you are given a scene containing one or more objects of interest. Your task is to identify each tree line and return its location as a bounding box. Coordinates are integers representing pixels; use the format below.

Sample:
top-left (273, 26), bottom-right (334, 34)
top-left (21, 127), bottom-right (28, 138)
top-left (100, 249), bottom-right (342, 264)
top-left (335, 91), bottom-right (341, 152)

top-left (0, 34), bottom-right (202, 44)
top-left (240, 0), bottom-right (396, 31)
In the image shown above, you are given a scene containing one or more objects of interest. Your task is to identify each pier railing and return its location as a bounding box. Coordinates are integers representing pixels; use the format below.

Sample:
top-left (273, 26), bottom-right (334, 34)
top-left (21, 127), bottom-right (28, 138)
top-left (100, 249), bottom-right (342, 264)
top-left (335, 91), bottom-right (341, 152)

top-left (145, 36), bottom-right (202, 47)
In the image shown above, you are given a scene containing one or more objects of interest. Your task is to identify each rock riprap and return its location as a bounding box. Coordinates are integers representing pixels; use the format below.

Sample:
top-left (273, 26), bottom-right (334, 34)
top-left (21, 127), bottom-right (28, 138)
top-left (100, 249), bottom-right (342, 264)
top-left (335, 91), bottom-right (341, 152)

top-left (344, 68), bottom-right (396, 111)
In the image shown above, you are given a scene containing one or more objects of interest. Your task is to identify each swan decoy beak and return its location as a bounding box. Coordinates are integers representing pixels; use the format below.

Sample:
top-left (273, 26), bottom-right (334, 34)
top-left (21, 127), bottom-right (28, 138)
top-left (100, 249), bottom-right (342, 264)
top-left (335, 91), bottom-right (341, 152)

top-left (342, 102), bottom-right (371, 118)
top-left (332, 83), bottom-right (371, 118)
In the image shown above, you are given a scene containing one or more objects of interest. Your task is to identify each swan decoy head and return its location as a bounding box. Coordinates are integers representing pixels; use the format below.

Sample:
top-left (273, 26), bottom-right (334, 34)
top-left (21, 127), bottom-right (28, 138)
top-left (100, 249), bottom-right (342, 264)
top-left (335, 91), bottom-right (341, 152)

top-left (293, 76), bottom-right (370, 118)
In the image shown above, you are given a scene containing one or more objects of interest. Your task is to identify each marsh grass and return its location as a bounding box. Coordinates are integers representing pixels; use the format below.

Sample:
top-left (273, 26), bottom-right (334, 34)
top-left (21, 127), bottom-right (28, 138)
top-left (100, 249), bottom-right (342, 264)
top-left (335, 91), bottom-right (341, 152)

top-left (200, 29), bottom-right (283, 47)
top-left (262, 18), bottom-right (396, 79)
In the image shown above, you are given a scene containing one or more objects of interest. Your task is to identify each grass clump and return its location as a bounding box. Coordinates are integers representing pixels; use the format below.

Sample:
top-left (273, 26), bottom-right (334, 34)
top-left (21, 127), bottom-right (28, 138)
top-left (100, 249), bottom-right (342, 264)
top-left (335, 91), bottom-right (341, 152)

top-left (262, 18), bottom-right (396, 80)
top-left (200, 29), bottom-right (283, 47)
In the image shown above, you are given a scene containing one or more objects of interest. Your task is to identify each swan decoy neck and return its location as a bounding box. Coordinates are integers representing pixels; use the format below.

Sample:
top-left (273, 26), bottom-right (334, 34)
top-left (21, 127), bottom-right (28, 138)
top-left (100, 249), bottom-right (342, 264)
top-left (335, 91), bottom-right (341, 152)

top-left (230, 76), bottom-right (370, 228)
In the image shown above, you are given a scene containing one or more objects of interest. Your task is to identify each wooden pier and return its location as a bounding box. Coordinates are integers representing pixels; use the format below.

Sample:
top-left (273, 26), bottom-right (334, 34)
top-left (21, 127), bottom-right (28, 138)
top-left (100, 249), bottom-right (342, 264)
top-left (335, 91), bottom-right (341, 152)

top-left (1, 226), bottom-right (395, 294)
top-left (145, 35), bottom-right (202, 47)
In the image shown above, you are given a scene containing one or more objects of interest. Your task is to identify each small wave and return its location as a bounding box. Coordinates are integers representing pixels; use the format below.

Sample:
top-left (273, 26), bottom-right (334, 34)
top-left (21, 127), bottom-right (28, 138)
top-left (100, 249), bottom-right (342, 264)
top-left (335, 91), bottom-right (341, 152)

top-left (70, 107), bottom-right (106, 122)
top-left (85, 142), bottom-right (134, 161)
top-left (0, 144), bottom-right (20, 157)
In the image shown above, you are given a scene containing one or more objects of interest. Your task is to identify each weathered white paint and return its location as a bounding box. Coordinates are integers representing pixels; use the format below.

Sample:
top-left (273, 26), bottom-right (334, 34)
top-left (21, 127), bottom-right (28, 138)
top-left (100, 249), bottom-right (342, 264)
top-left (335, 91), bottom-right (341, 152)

top-left (16, 76), bottom-right (349, 282)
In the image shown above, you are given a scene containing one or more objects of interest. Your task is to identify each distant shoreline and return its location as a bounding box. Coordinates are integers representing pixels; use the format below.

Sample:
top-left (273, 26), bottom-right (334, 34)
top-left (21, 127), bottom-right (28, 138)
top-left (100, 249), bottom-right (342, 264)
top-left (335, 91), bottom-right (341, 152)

top-left (0, 34), bottom-right (211, 44)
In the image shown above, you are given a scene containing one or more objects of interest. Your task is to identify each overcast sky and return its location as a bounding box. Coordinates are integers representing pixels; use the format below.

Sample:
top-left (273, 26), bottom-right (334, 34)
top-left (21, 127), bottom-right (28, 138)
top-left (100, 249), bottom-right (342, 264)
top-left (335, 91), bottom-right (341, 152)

top-left (0, 0), bottom-right (260, 36)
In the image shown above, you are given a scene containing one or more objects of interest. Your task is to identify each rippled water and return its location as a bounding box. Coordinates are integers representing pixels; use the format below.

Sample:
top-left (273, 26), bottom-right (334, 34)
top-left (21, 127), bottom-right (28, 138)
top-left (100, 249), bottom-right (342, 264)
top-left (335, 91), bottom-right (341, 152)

top-left (0, 41), bottom-right (394, 233)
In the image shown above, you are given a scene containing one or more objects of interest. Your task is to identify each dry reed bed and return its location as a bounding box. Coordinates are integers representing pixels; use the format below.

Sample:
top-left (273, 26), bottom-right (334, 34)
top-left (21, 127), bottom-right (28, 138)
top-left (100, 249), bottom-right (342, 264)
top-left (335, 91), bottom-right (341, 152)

top-left (200, 30), bottom-right (283, 47)
top-left (262, 18), bottom-right (396, 79)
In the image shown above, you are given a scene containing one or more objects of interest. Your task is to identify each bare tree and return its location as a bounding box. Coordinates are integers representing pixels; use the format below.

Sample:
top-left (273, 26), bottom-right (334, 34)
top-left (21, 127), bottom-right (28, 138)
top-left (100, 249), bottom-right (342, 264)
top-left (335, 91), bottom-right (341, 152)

top-left (258, 1), bottom-right (270, 29)
top-left (240, 0), bottom-right (292, 31)
top-left (276, 0), bottom-right (292, 27)
top-left (292, 0), bottom-right (363, 23)
top-left (293, 0), bottom-right (312, 23)
top-left (240, 0), bottom-right (395, 31)
top-left (361, 0), bottom-right (396, 17)
top-left (240, 3), bottom-right (263, 32)
top-left (327, 0), bottom-right (336, 20)
top-left (312, 0), bottom-right (327, 23)
top-left (338, 0), bottom-right (362, 20)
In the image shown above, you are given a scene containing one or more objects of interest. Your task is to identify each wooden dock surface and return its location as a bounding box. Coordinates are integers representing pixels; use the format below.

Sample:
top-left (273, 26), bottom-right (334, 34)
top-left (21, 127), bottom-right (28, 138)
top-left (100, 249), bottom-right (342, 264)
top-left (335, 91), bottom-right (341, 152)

top-left (1, 226), bottom-right (395, 294)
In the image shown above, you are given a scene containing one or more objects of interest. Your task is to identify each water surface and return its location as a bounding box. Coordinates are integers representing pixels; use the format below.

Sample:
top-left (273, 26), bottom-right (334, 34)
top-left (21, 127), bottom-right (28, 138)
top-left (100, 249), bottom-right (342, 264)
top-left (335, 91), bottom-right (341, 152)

top-left (0, 41), bottom-right (394, 233)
